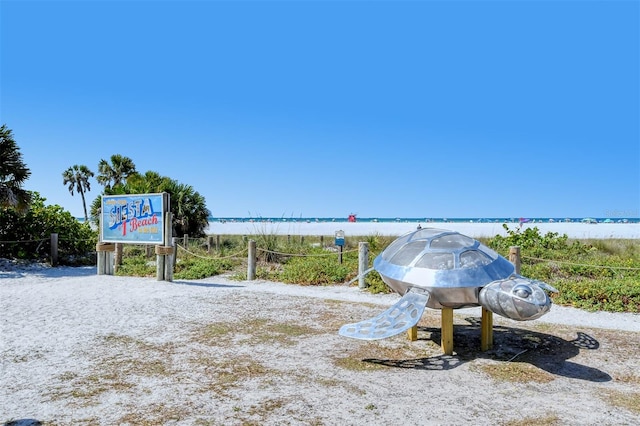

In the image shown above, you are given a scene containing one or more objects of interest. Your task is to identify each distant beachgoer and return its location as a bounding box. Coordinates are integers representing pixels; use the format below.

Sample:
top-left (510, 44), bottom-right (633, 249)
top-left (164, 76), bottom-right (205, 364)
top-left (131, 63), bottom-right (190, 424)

top-left (417, 224), bottom-right (422, 229)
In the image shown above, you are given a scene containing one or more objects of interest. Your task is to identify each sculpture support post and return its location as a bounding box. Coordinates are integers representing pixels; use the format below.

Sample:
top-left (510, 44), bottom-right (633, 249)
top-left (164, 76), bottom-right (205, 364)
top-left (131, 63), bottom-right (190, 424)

top-left (481, 307), bottom-right (493, 351)
top-left (441, 307), bottom-right (454, 355)
top-left (407, 325), bottom-right (418, 341)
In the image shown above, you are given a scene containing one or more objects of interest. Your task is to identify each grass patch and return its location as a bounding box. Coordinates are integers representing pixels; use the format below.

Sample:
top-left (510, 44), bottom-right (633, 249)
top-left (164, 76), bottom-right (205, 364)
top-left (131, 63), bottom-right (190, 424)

top-left (501, 414), bottom-right (562, 426)
top-left (192, 318), bottom-right (321, 348)
top-left (116, 402), bottom-right (193, 425)
top-left (473, 361), bottom-right (556, 384)
top-left (188, 354), bottom-right (271, 396)
top-left (48, 333), bottom-right (176, 404)
top-left (600, 389), bottom-right (640, 414)
top-left (333, 341), bottom-right (436, 371)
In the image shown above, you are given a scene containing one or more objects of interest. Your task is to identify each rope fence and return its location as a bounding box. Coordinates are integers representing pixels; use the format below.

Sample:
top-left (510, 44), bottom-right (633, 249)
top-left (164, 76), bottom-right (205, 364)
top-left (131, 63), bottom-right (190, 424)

top-left (176, 243), bottom-right (247, 261)
top-left (1, 234), bottom-right (639, 274)
top-left (257, 247), bottom-right (359, 258)
top-left (523, 255), bottom-right (640, 271)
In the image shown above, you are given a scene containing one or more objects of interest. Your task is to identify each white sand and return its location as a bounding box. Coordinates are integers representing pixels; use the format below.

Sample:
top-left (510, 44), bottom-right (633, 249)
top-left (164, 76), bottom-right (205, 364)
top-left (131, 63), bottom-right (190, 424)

top-left (206, 220), bottom-right (640, 239)
top-left (2, 260), bottom-right (639, 425)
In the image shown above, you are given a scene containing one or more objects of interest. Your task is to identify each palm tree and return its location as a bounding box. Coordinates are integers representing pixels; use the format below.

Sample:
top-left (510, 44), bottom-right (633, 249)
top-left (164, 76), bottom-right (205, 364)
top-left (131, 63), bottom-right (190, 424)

top-left (0, 124), bottom-right (32, 211)
top-left (62, 164), bottom-right (94, 221)
top-left (164, 180), bottom-right (210, 237)
top-left (96, 154), bottom-right (137, 190)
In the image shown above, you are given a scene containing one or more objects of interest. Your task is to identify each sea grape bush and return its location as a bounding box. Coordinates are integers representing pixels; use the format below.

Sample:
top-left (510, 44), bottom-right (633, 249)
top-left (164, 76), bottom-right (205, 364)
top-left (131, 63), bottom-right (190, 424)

top-left (0, 192), bottom-right (97, 263)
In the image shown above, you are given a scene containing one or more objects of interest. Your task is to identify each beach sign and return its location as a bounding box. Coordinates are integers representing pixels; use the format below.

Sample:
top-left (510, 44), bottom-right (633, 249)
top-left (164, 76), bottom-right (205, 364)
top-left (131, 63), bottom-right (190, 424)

top-left (100, 193), bottom-right (166, 244)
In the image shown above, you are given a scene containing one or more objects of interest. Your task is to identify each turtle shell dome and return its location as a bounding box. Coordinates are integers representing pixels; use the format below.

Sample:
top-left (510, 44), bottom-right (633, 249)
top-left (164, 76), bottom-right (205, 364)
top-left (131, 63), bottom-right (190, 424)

top-left (373, 228), bottom-right (515, 290)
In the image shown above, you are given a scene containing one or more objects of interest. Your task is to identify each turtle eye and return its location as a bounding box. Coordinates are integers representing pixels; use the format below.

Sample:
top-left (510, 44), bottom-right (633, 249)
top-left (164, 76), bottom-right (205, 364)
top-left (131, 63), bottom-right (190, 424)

top-left (512, 284), bottom-right (532, 298)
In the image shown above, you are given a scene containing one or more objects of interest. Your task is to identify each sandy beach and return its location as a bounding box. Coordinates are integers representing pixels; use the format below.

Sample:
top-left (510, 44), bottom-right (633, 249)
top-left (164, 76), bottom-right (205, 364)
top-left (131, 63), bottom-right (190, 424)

top-left (2, 258), bottom-right (639, 425)
top-left (206, 220), bottom-right (640, 239)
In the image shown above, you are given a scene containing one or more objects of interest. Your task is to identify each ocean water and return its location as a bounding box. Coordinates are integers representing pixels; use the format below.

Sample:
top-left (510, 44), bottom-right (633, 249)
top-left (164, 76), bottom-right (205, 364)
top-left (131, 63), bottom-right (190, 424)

top-left (208, 216), bottom-right (639, 224)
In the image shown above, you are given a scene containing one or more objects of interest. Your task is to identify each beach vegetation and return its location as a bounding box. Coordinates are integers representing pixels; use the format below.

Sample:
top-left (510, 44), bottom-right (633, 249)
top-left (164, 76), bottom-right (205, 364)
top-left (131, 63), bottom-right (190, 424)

top-left (110, 227), bottom-right (640, 312)
top-left (62, 164), bottom-right (95, 222)
top-left (0, 124), bottom-right (32, 211)
top-left (0, 192), bottom-right (97, 263)
top-left (96, 154), bottom-right (137, 191)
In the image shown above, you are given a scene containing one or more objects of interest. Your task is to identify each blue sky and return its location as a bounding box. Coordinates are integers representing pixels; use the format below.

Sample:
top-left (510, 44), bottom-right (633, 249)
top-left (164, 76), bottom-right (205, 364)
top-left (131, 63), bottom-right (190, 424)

top-left (2, 0), bottom-right (639, 219)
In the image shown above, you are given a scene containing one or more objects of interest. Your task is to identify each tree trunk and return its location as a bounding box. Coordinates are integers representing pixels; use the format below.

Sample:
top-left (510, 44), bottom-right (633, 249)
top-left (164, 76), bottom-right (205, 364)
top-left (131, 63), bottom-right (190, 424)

top-left (80, 188), bottom-right (88, 222)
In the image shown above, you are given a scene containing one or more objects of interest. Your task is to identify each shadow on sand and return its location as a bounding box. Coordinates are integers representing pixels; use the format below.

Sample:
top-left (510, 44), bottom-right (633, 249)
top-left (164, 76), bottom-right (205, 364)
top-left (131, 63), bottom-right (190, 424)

top-left (363, 316), bottom-right (611, 382)
top-left (172, 280), bottom-right (245, 289)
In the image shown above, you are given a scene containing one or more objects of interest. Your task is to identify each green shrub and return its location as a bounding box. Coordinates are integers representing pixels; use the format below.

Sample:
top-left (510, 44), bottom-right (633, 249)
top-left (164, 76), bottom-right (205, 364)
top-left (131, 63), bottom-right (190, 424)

top-left (0, 192), bottom-right (97, 264)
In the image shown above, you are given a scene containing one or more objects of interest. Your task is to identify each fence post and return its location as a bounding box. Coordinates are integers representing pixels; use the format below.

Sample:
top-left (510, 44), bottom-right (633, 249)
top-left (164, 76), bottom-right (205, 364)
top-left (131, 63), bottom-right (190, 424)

top-left (358, 242), bottom-right (369, 289)
top-left (155, 195), bottom-right (173, 281)
top-left (164, 212), bottom-right (174, 282)
top-left (50, 233), bottom-right (58, 267)
top-left (216, 235), bottom-right (220, 251)
top-left (509, 246), bottom-right (521, 274)
top-left (247, 239), bottom-right (256, 280)
top-left (183, 234), bottom-right (188, 248)
top-left (172, 237), bottom-right (179, 269)
top-left (320, 235), bottom-right (324, 247)
top-left (207, 236), bottom-right (213, 253)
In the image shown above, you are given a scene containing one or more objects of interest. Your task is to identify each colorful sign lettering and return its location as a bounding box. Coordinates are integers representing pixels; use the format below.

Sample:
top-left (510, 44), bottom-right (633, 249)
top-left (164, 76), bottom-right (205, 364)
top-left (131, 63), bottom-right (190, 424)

top-left (100, 193), bottom-right (166, 244)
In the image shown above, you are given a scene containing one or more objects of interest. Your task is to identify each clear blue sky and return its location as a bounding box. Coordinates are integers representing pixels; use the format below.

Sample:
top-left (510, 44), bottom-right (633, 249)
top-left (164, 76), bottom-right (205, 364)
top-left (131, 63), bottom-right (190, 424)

top-left (2, 0), bottom-right (639, 219)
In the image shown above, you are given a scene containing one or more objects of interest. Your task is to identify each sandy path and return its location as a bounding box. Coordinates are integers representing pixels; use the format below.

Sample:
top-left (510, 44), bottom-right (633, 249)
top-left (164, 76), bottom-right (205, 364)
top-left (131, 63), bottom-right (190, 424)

top-left (1, 267), bottom-right (639, 425)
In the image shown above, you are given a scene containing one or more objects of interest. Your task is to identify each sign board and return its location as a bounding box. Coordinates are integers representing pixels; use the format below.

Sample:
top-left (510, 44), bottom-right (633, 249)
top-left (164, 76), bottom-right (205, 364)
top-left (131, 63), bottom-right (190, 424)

top-left (100, 193), bottom-right (166, 244)
top-left (335, 230), bottom-right (345, 247)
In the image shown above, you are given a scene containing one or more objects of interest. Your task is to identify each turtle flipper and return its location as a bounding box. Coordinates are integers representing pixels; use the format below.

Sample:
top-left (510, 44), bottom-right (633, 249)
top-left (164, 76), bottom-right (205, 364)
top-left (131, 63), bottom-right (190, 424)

top-left (339, 289), bottom-right (430, 340)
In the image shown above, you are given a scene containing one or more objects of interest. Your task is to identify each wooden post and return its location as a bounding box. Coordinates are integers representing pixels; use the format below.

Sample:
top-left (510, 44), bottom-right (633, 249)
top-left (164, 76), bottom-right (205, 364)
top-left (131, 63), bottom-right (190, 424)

top-left (164, 211), bottom-right (174, 282)
top-left (207, 236), bottom-right (213, 253)
top-left (172, 237), bottom-right (178, 270)
top-left (156, 244), bottom-right (165, 281)
top-left (216, 235), bottom-right (220, 251)
top-left (50, 233), bottom-right (58, 267)
top-left (106, 250), bottom-right (114, 275)
top-left (96, 243), bottom-right (115, 275)
top-left (441, 307), bottom-right (454, 355)
top-left (156, 193), bottom-right (172, 281)
top-left (338, 245), bottom-right (343, 264)
top-left (146, 245), bottom-right (153, 258)
top-left (300, 235), bottom-right (304, 245)
top-left (320, 235), bottom-right (324, 247)
top-left (114, 243), bottom-right (123, 273)
top-left (247, 239), bottom-right (256, 280)
top-left (509, 246), bottom-right (521, 274)
top-left (481, 307), bottom-right (493, 351)
top-left (407, 325), bottom-right (418, 341)
top-left (358, 242), bottom-right (369, 289)
top-left (183, 234), bottom-right (188, 248)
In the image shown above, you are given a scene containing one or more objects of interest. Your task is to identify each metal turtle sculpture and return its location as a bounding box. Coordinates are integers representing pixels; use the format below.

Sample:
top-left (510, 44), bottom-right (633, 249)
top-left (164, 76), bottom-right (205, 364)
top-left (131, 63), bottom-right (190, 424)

top-left (339, 228), bottom-right (558, 340)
